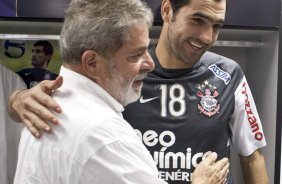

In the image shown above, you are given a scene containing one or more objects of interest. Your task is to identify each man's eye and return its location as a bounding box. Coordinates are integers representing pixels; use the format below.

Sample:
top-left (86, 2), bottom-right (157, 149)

top-left (193, 18), bottom-right (204, 25)
top-left (130, 53), bottom-right (143, 61)
top-left (135, 53), bottom-right (143, 58)
top-left (213, 24), bottom-right (223, 30)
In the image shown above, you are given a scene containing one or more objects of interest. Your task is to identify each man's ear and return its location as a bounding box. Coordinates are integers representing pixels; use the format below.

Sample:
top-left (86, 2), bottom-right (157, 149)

top-left (81, 50), bottom-right (98, 79)
top-left (161, 0), bottom-right (171, 23)
top-left (46, 54), bottom-right (52, 62)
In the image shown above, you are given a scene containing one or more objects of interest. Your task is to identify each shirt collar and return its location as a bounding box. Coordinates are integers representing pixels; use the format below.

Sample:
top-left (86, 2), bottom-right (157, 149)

top-left (59, 66), bottom-right (124, 115)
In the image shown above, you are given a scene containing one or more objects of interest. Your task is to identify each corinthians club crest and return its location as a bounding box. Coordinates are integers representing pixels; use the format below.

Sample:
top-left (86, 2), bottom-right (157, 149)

top-left (196, 81), bottom-right (220, 117)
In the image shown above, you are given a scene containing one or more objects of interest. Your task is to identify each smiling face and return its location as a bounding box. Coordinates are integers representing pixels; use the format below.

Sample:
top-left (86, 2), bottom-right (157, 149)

top-left (99, 22), bottom-right (155, 106)
top-left (160, 0), bottom-right (226, 68)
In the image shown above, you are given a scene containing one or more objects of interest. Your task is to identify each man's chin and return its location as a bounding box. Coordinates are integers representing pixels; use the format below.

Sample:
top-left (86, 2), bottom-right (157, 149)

top-left (123, 92), bottom-right (141, 107)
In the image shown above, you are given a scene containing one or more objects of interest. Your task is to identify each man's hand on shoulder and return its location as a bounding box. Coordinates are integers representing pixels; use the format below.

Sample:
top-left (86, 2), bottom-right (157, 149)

top-left (8, 76), bottom-right (63, 138)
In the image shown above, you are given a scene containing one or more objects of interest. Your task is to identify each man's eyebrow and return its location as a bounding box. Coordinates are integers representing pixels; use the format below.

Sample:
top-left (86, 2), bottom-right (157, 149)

top-left (131, 45), bottom-right (148, 53)
top-left (192, 12), bottom-right (225, 24)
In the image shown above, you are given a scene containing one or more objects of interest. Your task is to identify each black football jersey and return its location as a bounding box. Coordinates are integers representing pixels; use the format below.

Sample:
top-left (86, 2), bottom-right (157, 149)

top-left (123, 46), bottom-right (266, 184)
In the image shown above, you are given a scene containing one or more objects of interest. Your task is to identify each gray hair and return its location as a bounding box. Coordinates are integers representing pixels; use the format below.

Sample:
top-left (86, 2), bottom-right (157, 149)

top-left (60, 0), bottom-right (153, 63)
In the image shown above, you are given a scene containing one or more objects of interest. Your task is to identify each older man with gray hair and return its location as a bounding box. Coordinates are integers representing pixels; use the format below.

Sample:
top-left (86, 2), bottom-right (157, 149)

top-left (13, 0), bottom-right (228, 183)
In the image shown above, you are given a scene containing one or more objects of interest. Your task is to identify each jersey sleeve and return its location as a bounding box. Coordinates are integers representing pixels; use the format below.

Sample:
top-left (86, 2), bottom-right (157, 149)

top-left (229, 76), bottom-right (266, 156)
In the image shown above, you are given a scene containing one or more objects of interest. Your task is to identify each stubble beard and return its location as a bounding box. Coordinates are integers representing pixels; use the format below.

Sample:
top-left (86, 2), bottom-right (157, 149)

top-left (167, 24), bottom-right (205, 67)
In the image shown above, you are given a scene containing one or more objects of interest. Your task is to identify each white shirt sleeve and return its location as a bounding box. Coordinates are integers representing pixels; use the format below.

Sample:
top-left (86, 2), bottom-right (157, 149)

top-left (79, 140), bottom-right (167, 184)
top-left (229, 76), bottom-right (266, 156)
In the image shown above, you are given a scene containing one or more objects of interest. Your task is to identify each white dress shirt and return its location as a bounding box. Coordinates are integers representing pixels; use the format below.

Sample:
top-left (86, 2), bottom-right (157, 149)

top-left (14, 66), bottom-right (167, 184)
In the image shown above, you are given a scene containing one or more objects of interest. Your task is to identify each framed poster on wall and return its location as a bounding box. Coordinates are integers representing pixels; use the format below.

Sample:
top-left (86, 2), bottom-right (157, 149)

top-left (0, 39), bottom-right (62, 88)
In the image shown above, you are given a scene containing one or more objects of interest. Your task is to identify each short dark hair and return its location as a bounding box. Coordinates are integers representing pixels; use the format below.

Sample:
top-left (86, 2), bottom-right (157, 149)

top-left (169, 0), bottom-right (227, 14)
top-left (34, 40), bottom-right (53, 56)
top-left (169, 0), bottom-right (191, 14)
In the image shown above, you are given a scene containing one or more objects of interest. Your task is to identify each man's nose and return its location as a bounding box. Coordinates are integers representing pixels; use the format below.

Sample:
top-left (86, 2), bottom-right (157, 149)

top-left (198, 26), bottom-right (214, 45)
top-left (141, 51), bottom-right (155, 72)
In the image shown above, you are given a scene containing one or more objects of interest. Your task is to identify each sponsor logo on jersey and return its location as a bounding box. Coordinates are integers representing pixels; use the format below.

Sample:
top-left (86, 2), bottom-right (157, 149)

top-left (44, 72), bottom-right (52, 80)
top-left (242, 81), bottom-right (264, 141)
top-left (208, 64), bottom-right (231, 85)
top-left (135, 129), bottom-right (231, 182)
top-left (196, 80), bottom-right (220, 117)
top-left (139, 95), bottom-right (159, 103)
top-left (135, 129), bottom-right (208, 182)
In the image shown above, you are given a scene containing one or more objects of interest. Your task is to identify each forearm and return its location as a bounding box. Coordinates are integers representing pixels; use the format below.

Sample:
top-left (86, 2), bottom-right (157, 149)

top-left (8, 89), bottom-right (26, 122)
top-left (6, 78), bottom-right (63, 137)
top-left (240, 150), bottom-right (269, 184)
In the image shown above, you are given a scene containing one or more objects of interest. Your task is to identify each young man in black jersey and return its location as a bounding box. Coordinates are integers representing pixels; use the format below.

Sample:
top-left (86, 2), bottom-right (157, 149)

top-left (9, 0), bottom-right (268, 183)
top-left (17, 40), bottom-right (58, 88)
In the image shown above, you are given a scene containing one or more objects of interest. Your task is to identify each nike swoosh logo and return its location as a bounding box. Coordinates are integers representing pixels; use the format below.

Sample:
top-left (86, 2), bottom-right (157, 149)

top-left (139, 96), bottom-right (159, 103)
